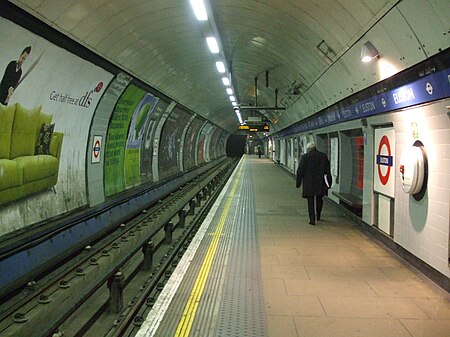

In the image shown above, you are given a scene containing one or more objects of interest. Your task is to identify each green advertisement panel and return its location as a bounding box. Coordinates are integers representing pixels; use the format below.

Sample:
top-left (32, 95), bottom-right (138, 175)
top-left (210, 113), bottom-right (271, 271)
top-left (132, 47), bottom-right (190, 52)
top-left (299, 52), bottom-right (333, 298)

top-left (104, 84), bottom-right (145, 196)
top-left (104, 85), bottom-right (159, 197)
top-left (124, 92), bottom-right (159, 189)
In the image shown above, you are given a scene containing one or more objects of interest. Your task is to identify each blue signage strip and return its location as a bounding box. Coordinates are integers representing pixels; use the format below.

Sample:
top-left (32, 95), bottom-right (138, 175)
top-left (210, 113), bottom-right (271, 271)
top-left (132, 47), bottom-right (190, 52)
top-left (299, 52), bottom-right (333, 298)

top-left (388, 75), bottom-right (443, 109)
top-left (274, 67), bottom-right (450, 139)
top-left (376, 155), bottom-right (393, 166)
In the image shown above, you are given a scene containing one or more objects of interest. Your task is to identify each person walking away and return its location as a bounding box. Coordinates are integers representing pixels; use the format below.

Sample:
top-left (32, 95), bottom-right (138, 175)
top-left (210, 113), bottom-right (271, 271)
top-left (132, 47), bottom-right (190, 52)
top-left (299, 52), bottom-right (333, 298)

top-left (296, 142), bottom-right (331, 225)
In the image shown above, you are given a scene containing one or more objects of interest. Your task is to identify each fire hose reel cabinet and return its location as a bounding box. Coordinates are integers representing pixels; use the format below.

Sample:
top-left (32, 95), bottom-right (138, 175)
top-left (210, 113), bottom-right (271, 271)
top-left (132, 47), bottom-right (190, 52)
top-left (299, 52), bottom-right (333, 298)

top-left (399, 140), bottom-right (428, 200)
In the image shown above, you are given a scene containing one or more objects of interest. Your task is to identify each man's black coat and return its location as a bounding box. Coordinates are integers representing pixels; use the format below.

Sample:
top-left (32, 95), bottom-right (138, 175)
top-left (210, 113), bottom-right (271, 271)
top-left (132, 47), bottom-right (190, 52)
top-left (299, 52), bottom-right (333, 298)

top-left (296, 149), bottom-right (331, 198)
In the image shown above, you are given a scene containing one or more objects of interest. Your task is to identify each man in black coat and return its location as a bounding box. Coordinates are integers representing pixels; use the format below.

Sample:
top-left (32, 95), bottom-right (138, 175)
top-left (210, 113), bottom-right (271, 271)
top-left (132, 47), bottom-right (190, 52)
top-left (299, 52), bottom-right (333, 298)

top-left (296, 142), bottom-right (332, 225)
top-left (0, 46), bottom-right (31, 105)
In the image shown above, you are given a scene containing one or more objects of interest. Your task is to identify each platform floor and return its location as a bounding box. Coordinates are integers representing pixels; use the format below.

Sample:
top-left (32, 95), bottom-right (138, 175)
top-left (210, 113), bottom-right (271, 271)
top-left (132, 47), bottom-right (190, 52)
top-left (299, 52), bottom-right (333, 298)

top-left (138, 155), bottom-right (450, 337)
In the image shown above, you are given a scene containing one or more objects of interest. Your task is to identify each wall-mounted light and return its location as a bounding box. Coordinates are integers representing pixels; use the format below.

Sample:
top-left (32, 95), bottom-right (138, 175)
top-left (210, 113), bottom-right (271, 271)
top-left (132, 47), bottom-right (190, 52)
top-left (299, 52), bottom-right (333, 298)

top-left (216, 61), bottom-right (225, 73)
top-left (189, 0), bottom-right (208, 21)
top-left (361, 41), bottom-right (379, 63)
top-left (206, 37), bottom-right (219, 53)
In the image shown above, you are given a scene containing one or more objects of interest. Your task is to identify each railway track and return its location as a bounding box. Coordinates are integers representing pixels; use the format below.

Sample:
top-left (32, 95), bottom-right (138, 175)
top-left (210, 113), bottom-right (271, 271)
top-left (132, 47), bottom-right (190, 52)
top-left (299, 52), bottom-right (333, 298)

top-left (0, 159), bottom-right (237, 337)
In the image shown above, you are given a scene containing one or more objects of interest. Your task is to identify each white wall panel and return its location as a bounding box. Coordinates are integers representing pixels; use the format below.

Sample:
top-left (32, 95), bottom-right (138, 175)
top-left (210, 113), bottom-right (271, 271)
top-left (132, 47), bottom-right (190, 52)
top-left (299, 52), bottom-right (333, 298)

top-left (398, 0), bottom-right (450, 56)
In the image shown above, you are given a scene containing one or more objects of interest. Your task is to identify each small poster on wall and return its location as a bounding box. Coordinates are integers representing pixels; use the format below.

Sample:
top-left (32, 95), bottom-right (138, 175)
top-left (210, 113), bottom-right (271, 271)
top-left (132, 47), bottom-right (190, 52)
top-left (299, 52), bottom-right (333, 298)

top-left (91, 136), bottom-right (102, 163)
top-left (330, 137), bottom-right (339, 181)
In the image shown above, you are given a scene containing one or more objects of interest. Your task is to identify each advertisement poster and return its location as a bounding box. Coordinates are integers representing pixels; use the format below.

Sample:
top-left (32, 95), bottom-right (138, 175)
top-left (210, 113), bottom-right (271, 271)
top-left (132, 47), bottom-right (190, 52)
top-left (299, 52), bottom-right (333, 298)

top-left (330, 137), bottom-right (339, 182)
top-left (218, 131), bottom-right (227, 157)
top-left (158, 106), bottom-right (192, 180)
top-left (212, 130), bottom-right (226, 159)
top-left (209, 128), bottom-right (222, 160)
top-left (197, 123), bottom-right (212, 164)
top-left (140, 99), bottom-right (168, 183)
top-left (184, 117), bottom-right (205, 170)
top-left (0, 18), bottom-right (113, 235)
top-left (104, 84), bottom-right (144, 196)
top-left (124, 92), bottom-right (159, 188)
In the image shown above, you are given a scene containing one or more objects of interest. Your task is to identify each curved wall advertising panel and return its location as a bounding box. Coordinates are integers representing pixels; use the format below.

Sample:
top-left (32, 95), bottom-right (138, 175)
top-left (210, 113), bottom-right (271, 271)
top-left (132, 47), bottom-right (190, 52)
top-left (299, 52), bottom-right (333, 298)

top-left (220, 131), bottom-right (229, 157)
top-left (184, 117), bottom-right (206, 170)
top-left (197, 123), bottom-right (213, 164)
top-left (86, 73), bottom-right (133, 206)
top-left (140, 99), bottom-right (169, 184)
top-left (158, 106), bottom-right (192, 180)
top-left (103, 84), bottom-right (162, 197)
top-left (208, 127), bottom-right (223, 160)
top-left (0, 18), bottom-right (113, 235)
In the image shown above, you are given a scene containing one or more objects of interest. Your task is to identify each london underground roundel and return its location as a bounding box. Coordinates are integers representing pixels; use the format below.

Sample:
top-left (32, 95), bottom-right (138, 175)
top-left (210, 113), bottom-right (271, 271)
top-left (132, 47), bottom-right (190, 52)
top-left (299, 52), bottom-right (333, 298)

top-left (374, 128), bottom-right (395, 197)
top-left (377, 135), bottom-right (393, 185)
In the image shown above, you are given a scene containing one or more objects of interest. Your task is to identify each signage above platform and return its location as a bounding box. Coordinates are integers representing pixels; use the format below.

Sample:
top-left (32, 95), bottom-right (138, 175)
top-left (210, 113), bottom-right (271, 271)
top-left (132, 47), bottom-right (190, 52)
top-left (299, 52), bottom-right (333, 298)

top-left (238, 124), bottom-right (270, 132)
top-left (271, 48), bottom-right (450, 139)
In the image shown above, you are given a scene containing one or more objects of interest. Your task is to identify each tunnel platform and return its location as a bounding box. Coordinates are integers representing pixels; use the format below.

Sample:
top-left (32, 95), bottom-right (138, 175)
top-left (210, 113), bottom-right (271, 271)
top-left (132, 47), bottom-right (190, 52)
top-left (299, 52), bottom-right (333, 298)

top-left (135, 155), bottom-right (450, 337)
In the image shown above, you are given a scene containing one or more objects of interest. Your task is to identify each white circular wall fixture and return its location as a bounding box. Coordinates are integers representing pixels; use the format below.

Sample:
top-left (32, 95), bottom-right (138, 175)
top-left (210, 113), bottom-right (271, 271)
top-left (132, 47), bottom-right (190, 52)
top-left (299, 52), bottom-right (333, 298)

top-left (399, 140), bottom-right (428, 200)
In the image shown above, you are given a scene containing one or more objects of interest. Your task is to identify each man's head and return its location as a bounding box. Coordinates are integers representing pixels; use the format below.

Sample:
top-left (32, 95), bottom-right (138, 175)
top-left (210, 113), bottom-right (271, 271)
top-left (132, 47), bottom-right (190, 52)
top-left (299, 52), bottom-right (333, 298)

top-left (17, 46), bottom-right (31, 67)
top-left (306, 142), bottom-right (316, 152)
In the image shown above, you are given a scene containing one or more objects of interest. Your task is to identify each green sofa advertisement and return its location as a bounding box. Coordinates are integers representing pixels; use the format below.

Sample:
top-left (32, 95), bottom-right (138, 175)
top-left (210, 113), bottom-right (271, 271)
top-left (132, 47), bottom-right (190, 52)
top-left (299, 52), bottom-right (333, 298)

top-left (0, 103), bottom-right (63, 206)
top-left (0, 18), bottom-right (113, 235)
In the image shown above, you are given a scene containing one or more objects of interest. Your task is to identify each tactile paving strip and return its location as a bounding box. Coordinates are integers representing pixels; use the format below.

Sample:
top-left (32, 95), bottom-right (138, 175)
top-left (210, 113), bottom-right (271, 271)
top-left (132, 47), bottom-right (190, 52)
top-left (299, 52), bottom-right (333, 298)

top-left (216, 165), bottom-right (267, 337)
top-left (151, 161), bottom-right (267, 337)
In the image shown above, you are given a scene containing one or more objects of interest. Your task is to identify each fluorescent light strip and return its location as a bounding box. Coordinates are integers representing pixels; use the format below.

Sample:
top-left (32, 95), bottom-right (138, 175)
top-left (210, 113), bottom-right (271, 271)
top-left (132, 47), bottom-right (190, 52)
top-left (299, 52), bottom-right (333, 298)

top-left (189, 0), bottom-right (208, 21)
top-left (222, 77), bottom-right (230, 86)
top-left (216, 61), bottom-right (225, 73)
top-left (206, 37), bottom-right (219, 53)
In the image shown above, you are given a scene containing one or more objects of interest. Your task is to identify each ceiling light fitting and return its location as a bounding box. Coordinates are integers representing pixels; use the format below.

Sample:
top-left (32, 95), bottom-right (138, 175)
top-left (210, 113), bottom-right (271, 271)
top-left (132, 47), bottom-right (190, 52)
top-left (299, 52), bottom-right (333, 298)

top-left (216, 61), bottom-right (225, 73)
top-left (361, 41), bottom-right (379, 63)
top-left (206, 37), bottom-right (219, 53)
top-left (189, 0), bottom-right (208, 21)
top-left (222, 77), bottom-right (230, 86)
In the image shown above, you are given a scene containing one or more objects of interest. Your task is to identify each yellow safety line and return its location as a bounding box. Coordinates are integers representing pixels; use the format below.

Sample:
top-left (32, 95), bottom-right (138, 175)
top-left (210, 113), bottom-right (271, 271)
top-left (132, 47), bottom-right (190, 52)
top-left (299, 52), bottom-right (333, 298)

top-left (174, 164), bottom-right (243, 337)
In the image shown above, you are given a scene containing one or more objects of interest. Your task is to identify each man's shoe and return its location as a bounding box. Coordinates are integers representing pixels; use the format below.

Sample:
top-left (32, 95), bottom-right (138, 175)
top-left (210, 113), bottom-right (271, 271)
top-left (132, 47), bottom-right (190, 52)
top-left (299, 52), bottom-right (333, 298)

top-left (309, 222), bottom-right (315, 225)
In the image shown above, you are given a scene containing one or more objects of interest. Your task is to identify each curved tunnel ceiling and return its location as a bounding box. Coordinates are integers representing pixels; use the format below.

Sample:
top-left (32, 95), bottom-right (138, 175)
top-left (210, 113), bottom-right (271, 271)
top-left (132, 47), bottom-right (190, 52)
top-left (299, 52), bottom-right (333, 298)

top-left (11, 0), bottom-right (449, 133)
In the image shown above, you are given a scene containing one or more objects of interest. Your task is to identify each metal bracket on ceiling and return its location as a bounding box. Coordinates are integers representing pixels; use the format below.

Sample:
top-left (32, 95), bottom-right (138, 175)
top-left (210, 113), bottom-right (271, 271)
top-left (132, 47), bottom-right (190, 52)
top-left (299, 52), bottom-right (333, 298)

top-left (315, 40), bottom-right (335, 65)
top-left (238, 106), bottom-right (286, 110)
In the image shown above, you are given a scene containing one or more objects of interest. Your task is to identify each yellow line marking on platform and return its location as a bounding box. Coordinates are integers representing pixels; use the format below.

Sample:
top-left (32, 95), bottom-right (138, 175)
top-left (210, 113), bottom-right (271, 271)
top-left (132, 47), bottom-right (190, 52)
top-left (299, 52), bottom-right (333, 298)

top-left (174, 164), bottom-right (243, 337)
